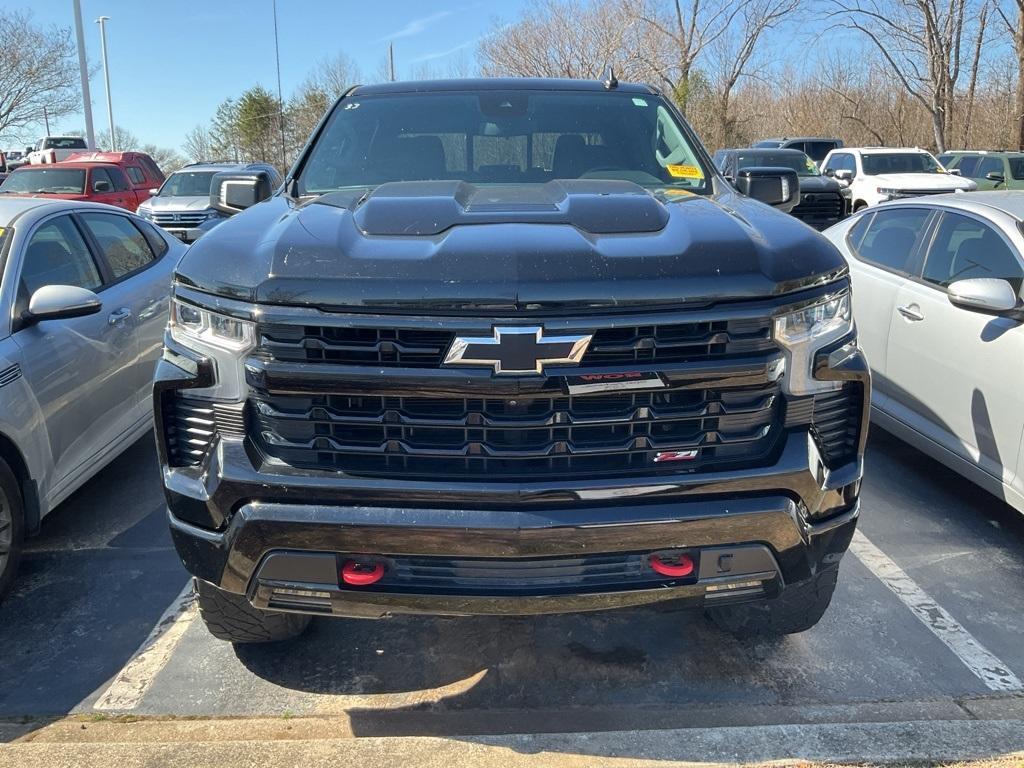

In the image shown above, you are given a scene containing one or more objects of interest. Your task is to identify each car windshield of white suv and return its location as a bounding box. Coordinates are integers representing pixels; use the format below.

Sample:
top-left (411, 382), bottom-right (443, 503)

top-left (299, 90), bottom-right (711, 194)
top-left (861, 152), bottom-right (942, 175)
top-left (158, 171), bottom-right (218, 197)
top-left (736, 151), bottom-right (818, 176)
top-left (0, 168), bottom-right (85, 194)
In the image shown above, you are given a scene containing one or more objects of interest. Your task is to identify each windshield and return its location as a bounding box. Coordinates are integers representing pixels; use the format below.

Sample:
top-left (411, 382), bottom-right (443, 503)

top-left (0, 168), bottom-right (85, 194)
top-left (42, 137), bottom-right (87, 150)
top-left (862, 152), bottom-right (942, 175)
top-left (299, 90), bottom-right (711, 194)
top-left (159, 171), bottom-right (218, 197)
top-left (735, 151), bottom-right (818, 177)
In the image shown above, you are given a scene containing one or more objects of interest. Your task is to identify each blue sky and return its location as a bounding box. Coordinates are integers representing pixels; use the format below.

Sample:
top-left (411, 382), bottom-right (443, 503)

top-left (6, 1), bottom-right (525, 151)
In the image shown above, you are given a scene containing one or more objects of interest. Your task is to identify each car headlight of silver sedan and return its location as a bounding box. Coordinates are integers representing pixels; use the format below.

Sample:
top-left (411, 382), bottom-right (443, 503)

top-left (774, 293), bottom-right (853, 395)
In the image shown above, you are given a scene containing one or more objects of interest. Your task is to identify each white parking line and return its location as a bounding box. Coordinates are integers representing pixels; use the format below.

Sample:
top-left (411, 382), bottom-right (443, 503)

top-left (93, 581), bottom-right (196, 711)
top-left (850, 529), bottom-right (1022, 692)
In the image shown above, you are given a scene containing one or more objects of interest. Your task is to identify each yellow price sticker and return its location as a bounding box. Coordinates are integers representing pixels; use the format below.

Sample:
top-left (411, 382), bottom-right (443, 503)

top-left (667, 164), bottom-right (703, 179)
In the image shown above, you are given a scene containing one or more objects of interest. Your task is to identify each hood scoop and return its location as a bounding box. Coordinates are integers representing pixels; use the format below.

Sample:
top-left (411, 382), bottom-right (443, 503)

top-left (316, 179), bottom-right (670, 236)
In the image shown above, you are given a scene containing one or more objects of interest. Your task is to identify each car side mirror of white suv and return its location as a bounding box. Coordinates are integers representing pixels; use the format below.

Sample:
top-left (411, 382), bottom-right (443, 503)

top-left (947, 278), bottom-right (1020, 316)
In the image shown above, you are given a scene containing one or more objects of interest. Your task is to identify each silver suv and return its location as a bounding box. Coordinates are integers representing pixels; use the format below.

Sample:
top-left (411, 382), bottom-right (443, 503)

top-left (0, 198), bottom-right (184, 598)
top-left (137, 162), bottom-right (282, 242)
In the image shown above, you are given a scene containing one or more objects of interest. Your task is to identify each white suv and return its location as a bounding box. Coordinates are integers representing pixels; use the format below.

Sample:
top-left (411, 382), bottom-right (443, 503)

top-left (820, 147), bottom-right (976, 211)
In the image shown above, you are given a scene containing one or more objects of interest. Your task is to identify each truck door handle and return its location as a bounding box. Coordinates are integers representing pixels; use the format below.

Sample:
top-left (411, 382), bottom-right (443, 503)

top-left (108, 307), bottom-right (132, 325)
top-left (897, 304), bottom-right (924, 322)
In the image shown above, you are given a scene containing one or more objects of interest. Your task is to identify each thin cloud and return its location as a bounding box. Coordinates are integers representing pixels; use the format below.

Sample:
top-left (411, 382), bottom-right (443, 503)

top-left (410, 38), bottom-right (479, 63)
top-left (377, 10), bottom-right (453, 42)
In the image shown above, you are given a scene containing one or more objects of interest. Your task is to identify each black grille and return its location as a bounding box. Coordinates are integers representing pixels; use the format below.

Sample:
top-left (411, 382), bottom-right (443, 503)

top-left (162, 397), bottom-right (245, 467)
top-left (791, 192), bottom-right (844, 223)
top-left (372, 551), bottom-right (697, 595)
top-left (257, 318), bottom-right (774, 369)
top-left (811, 385), bottom-right (863, 466)
top-left (163, 397), bottom-right (217, 467)
top-left (251, 383), bottom-right (782, 480)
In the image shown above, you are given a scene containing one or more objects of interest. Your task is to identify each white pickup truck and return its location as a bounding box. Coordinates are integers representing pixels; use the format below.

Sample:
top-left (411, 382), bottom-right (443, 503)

top-left (26, 136), bottom-right (89, 165)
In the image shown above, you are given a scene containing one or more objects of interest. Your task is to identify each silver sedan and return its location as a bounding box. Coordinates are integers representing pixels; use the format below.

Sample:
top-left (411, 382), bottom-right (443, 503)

top-left (0, 198), bottom-right (184, 598)
top-left (823, 191), bottom-right (1024, 513)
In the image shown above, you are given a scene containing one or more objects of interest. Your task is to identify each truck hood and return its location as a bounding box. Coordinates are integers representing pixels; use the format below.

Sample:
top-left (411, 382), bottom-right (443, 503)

top-left (140, 195), bottom-right (212, 213)
top-left (797, 175), bottom-right (843, 193)
top-left (176, 179), bottom-right (848, 313)
top-left (868, 172), bottom-right (977, 191)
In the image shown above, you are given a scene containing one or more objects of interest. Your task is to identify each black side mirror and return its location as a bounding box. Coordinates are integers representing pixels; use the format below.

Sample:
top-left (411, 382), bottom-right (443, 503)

top-left (986, 171), bottom-right (1005, 183)
top-left (210, 170), bottom-right (274, 215)
top-left (93, 180), bottom-right (112, 193)
top-left (734, 167), bottom-right (800, 213)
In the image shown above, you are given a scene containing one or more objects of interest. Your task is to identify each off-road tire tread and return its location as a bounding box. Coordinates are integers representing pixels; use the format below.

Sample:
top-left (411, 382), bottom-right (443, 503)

top-left (194, 579), bottom-right (311, 644)
top-left (0, 457), bottom-right (25, 604)
top-left (706, 566), bottom-right (839, 637)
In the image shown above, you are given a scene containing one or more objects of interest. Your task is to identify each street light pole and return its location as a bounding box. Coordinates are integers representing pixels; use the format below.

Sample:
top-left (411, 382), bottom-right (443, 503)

top-left (72, 0), bottom-right (96, 148)
top-left (95, 15), bottom-right (115, 150)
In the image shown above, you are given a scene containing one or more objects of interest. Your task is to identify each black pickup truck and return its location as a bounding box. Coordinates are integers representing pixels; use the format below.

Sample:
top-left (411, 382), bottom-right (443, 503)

top-left (156, 78), bottom-right (869, 644)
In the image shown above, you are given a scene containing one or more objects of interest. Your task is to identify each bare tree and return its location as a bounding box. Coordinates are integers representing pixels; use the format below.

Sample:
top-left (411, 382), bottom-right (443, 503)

top-left (995, 0), bottom-right (1024, 148)
top-left (625, 0), bottom-right (782, 109)
top-left (478, 0), bottom-right (649, 80)
top-left (182, 125), bottom-right (216, 163)
top-left (0, 11), bottom-right (81, 142)
top-left (700, 0), bottom-right (801, 146)
top-left (827, 0), bottom-right (985, 152)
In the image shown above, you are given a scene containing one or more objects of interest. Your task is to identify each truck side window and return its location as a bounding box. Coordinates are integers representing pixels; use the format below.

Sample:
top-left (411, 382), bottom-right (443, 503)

top-left (126, 166), bottom-right (146, 185)
top-left (107, 167), bottom-right (131, 191)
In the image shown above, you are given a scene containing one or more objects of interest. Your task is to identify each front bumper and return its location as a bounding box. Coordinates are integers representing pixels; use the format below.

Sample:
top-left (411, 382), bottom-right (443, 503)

top-left (156, 312), bottom-right (869, 618)
top-left (169, 489), bottom-right (858, 617)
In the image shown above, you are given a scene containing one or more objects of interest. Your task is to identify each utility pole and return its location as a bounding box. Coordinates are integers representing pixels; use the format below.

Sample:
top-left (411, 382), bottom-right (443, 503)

top-left (43, 107), bottom-right (50, 136)
top-left (272, 0), bottom-right (287, 169)
top-left (388, 42), bottom-right (395, 82)
top-left (72, 0), bottom-right (96, 148)
top-left (95, 15), bottom-right (115, 150)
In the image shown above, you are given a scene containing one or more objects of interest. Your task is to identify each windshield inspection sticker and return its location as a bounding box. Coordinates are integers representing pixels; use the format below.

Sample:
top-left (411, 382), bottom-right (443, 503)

top-left (667, 164), bottom-right (703, 179)
top-left (632, 97), bottom-right (649, 107)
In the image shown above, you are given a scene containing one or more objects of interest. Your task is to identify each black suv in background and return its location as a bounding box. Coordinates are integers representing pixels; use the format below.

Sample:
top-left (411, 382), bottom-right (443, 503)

top-left (714, 147), bottom-right (848, 230)
top-left (156, 78), bottom-right (869, 645)
top-left (753, 137), bottom-right (844, 164)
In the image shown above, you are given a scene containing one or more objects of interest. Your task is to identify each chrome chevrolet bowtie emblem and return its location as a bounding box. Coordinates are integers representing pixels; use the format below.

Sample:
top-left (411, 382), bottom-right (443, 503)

top-left (444, 326), bottom-right (592, 375)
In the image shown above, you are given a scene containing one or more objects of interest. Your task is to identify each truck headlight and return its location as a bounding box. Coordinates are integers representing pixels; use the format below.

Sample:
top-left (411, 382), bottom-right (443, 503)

top-left (170, 298), bottom-right (255, 400)
top-left (876, 187), bottom-right (900, 198)
top-left (774, 293), bottom-right (852, 395)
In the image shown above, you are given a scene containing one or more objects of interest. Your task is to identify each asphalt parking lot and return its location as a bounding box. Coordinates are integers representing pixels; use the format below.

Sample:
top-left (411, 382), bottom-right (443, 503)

top-left (2, 428), bottom-right (1024, 763)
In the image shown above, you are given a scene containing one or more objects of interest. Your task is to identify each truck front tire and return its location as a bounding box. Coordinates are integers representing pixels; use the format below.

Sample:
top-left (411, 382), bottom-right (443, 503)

top-left (194, 579), bottom-right (311, 644)
top-left (705, 565), bottom-right (838, 638)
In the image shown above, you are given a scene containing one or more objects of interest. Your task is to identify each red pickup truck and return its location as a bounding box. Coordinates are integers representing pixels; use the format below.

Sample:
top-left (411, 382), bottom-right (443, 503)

top-left (0, 152), bottom-right (165, 212)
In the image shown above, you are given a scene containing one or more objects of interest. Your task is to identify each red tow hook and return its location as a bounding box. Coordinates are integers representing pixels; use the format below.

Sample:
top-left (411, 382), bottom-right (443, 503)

top-left (649, 552), bottom-right (695, 578)
top-left (341, 560), bottom-right (385, 586)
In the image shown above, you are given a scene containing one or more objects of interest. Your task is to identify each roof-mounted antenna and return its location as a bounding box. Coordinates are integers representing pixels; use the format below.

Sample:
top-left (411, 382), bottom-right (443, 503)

top-left (602, 65), bottom-right (618, 90)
